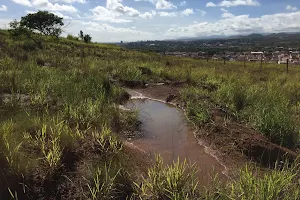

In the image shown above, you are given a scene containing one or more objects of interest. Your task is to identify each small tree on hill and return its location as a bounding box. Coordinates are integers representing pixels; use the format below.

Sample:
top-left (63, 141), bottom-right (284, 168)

top-left (78, 30), bottom-right (92, 43)
top-left (79, 30), bottom-right (84, 40)
top-left (20, 11), bottom-right (64, 38)
top-left (83, 34), bottom-right (92, 43)
top-left (9, 11), bottom-right (64, 48)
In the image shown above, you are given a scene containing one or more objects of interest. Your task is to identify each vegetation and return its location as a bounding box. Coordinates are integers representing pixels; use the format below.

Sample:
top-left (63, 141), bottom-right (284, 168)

top-left (20, 11), bottom-right (64, 37)
top-left (79, 30), bottom-right (92, 43)
top-left (0, 16), bottom-right (300, 199)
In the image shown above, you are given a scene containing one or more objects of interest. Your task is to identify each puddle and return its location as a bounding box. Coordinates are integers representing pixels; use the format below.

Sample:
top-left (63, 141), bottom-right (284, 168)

top-left (124, 98), bottom-right (226, 182)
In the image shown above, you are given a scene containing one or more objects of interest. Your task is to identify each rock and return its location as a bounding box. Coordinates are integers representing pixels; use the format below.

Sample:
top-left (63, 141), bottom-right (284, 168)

top-left (166, 94), bottom-right (177, 102)
top-left (138, 67), bottom-right (152, 75)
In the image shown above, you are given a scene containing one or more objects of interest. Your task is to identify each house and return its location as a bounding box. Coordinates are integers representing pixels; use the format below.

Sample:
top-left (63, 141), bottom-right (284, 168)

top-left (278, 54), bottom-right (292, 64)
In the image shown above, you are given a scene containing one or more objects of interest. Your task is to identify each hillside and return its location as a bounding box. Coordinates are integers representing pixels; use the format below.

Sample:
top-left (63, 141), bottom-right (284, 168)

top-left (0, 29), bottom-right (300, 199)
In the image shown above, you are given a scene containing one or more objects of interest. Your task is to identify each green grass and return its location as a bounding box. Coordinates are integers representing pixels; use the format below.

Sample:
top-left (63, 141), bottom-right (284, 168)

top-left (0, 28), bottom-right (299, 199)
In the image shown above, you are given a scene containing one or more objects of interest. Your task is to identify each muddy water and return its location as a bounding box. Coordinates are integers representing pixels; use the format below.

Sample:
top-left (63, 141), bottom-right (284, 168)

top-left (124, 98), bottom-right (226, 182)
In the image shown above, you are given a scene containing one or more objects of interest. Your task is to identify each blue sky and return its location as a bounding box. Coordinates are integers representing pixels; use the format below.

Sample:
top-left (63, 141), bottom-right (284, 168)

top-left (1, 0), bottom-right (300, 42)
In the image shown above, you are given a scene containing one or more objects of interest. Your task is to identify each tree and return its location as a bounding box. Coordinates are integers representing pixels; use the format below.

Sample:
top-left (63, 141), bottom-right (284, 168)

top-left (83, 34), bottom-right (92, 43)
top-left (79, 30), bottom-right (84, 40)
top-left (78, 30), bottom-right (92, 43)
top-left (9, 19), bottom-right (28, 37)
top-left (9, 19), bottom-right (42, 47)
top-left (20, 11), bottom-right (64, 38)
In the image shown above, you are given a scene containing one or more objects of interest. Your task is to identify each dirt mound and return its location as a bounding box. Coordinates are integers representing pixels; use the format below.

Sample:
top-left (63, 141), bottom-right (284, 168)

top-left (199, 107), bottom-right (298, 169)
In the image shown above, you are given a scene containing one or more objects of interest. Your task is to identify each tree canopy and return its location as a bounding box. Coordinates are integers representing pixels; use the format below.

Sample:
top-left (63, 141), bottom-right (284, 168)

top-left (20, 11), bottom-right (64, 37)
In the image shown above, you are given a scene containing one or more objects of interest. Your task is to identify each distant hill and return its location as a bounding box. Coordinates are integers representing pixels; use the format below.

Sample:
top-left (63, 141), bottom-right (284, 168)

top-left (178, 32), bottom-right (300, 42)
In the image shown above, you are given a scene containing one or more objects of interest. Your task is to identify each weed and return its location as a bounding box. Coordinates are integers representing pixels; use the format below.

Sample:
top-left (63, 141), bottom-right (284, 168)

top-left (223, 162), bottom-right (300, 200)
top-left (134, 155), bottom-right (199, 200)
top-left (93, 126), bottom-right (123, 155)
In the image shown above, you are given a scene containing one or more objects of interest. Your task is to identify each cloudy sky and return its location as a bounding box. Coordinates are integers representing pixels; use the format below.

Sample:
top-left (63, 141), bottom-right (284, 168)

top-left (1, 0), bottom-right (300, 42)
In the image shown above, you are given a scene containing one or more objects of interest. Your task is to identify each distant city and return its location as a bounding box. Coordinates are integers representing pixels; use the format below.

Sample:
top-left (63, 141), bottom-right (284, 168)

top-left (121, 32), bottom-right (300, 65)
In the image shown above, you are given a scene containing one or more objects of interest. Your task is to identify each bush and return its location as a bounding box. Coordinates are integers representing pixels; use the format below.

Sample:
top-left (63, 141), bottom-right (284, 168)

top-left (67, 34), bottom-right (79, 41)
top-left (215, 80), bottom-right (247, 112)
top-left (22, 40), bottom-right (38, 51)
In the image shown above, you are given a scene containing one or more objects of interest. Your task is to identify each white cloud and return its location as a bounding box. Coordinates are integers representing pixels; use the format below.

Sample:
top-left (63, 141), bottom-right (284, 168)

top-left (222, 12), bottom-right (235, 18)
top-left (206, 2), bottom-right (216, 7)
top-left (179, 1), bottom-right (186, 6)
top-left (220, 7), bottom-right (233, 18)
top-left (51, 11), bottom-right (72, 19)
top-left (11, 0), bottom-right (32, 7)
top-left (90, 6), bottom-right (132, 23)
top-left (140, 10), bottom-right (157, 19)
top-left (158, 11), bottom-right (177, 17)
top-left (11, 0), bottom-right (78, 13)
top-left (0, 5), bottom-right (7, 11)
top-left (106, 0), bottom-right (140, 17)
top-left (286, 5), bottom-right (297, 11)
top-left (206, 0), bottom-right (260, 8)
top-left (135, 0), bottom-right (176, 10)
top-left (165, 11), bottom-right (300, 38)
top-left (90, 0), bottom-right (161, 22)
top-left (181, 8), bottom-right (194, 16)
top-left (155, 0), bottom-right (177, 10)
top-left (32, 0), bottom-right (77, 13)
top-left (220, 8), bottom-right (228, 12)
top-left (51, 0), bottom-right (86, 3)
top-left (157, 9), bottom-right (196, 17)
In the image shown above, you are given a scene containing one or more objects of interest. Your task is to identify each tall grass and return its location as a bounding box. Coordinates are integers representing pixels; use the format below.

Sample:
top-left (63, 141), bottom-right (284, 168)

top-left (134, 155), bottom-right (199, 200)
top-left (223, 162), bottom-right (300, 200)
top-left (1, 29), bottom-right (300, 199)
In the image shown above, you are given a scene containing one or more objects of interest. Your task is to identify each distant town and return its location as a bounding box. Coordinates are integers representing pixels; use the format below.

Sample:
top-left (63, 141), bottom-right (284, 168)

top-left (163, 50), bottom-right (300, 65)
top-left (121, 32), bottom-right (300, 65)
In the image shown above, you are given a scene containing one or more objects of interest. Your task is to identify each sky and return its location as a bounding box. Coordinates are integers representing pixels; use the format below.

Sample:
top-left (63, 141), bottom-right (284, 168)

top-left (1, 0), bottom-right (300, 42)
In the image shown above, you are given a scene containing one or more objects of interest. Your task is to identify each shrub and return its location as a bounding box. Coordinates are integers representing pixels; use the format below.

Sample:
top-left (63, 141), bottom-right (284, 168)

top-left (22, 40), bottom-right (38, 51)
top-left (67, 34), bottom-right (79, 41)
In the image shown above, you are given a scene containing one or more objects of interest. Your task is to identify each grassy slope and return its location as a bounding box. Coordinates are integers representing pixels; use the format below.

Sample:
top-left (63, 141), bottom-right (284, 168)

top-left (0, 30), bottom-right (299, 199)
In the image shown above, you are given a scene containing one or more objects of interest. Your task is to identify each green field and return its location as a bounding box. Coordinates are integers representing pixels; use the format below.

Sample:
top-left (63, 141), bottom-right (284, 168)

top-left (0, 29), bottom-right (299, 199)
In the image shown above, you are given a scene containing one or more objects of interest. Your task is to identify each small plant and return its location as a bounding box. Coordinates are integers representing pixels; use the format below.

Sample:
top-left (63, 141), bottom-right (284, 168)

top-left (224, 163), bottom-right (300, 200)
top-left (93, 126), bottom-right (123, 155)
top-left (135, 155), bottom-right (199, 200)
top-left (86, 163), bottom-right (122, 200)
top-left (36, 124), bottom-right (62, 168)
top-left (186, 102), bottom-right (211, 125)
top-left (1, 121), bottom-right (23, 172)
